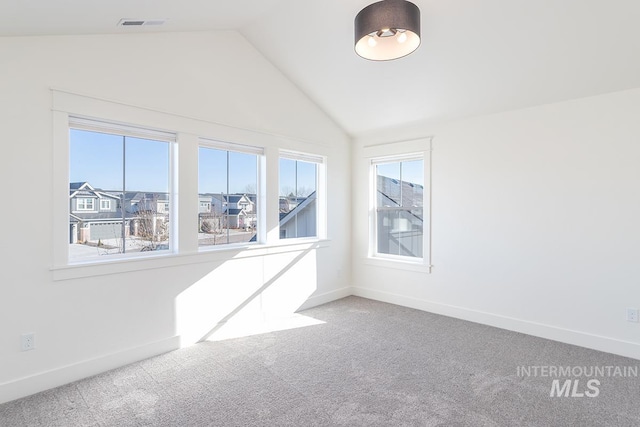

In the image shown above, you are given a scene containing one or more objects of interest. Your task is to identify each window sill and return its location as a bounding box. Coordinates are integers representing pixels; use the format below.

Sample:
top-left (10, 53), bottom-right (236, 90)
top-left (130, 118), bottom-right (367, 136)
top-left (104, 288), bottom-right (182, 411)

top-left (51, 239), bottom-right (331, 281)
top-left (362, 256), bottom-right (432, 273)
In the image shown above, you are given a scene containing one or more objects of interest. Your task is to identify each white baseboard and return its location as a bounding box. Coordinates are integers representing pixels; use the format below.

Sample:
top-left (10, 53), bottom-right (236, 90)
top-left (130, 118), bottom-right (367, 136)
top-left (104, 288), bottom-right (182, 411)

top-left (297, 286), bottom-right (353, 311)
top-left (0, 336), bottom-right (180, 405)
top-left (352, 287), bottom-right (640, 361)
top-left (6, 286), bottom-right (637, 405)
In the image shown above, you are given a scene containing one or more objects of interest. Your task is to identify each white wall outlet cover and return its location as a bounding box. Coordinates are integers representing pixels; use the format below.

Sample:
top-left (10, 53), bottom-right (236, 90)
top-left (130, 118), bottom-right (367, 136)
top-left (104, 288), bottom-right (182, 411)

top-left (21, 333), bottom-right (35, 351)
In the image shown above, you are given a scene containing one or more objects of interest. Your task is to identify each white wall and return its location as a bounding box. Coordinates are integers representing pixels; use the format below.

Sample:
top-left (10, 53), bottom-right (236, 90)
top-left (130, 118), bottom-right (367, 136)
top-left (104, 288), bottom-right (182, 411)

top-left (0, 31), bottom-right (351, 403)
top-left (352, 88), bottom-right (640, 359)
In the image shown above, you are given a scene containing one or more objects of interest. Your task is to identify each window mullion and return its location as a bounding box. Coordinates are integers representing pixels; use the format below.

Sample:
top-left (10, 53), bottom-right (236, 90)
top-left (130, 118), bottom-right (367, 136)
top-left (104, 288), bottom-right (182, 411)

top-left (121, 135), bottom-right (126, 254)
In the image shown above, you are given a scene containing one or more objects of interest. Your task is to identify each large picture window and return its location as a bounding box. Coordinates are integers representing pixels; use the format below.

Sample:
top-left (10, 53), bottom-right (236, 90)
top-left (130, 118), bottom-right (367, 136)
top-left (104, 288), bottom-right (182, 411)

top-left (68, 118), bottom-right (174, 263)
top-left (373, 156), bottom-right (424, 259)
top-left (279, 152), bottom-right (322, 240)
top-left (198, 140), bottom-right (261, 247)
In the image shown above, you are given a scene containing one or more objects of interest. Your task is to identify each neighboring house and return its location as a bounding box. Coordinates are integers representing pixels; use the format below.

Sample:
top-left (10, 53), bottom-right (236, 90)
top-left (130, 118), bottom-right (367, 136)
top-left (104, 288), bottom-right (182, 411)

top-left (375, 175), bottom-right (423, 257)
top-left (226, 194), bottom-right (254, 212)
top-left (225, 208), bottom-right (246, 229)
top-left (376, 175), bottom-right (423, 209)
top-left (127, 192), bottom-right (170, 242)
top-left (198, 193), bottom-right (257, 232)
top-left (69, 182), bottom-right (128, 243)
top-left (129, 192), bottom-right (170, 215)
top-left (279, 191), bottom-right (317, 239)
top-left (279, 195), bottom-right (310, 213)
top-left (226, 194), bottom-right (256, 228)
top-left (198, 196), bottom-right (212, 213)
top-left (69, 182), bottom-right (170, 244)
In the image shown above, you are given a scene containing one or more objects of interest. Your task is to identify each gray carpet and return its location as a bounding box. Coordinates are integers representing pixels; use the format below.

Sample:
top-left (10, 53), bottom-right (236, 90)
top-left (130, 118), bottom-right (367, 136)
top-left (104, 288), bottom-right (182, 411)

top-left (2, 296), bottom-right (640, 426)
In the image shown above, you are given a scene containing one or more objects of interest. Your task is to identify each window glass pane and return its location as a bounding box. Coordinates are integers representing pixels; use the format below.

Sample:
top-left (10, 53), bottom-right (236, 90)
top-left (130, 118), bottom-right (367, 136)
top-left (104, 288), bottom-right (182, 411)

top-left (401, 159), bottom-right (424, 208)
top-left (70, 129), bottom-right (123, 191)
top-left (376, 209), bottom-right (424, 257)
top-left (198, 146), bottom-right (258, 248)
top-left (279, 158), bottom-right (296, 200)
top-left (125, 137), bottom-right (169, 192)
top-left (229, 151), bottom-right (258, 234)
top-left (375, 158), bottom-right (424, 258)
top-left (125, 137), bottom-right (170, 253)
top-left (279, 158), bottom-right (317, 239)
top-left (69, 128), bottom-right (171, 262)
top-left (296, 160), bottom-right (317, 197)
top-left (376, 162), bottom-right (401, 207)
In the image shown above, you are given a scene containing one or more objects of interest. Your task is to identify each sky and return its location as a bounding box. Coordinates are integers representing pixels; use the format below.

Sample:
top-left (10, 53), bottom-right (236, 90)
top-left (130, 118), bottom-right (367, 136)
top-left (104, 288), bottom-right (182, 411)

top-left (198, 147), bottom-right (258, 194)
top-left (279, 158), bottom-right (317, 197)
top-left (70, 128), bottom-right (317, 197)
top-left (377, 159), bottom-right (424, 187)
top-left (70, 129), bottom-right (169, 193)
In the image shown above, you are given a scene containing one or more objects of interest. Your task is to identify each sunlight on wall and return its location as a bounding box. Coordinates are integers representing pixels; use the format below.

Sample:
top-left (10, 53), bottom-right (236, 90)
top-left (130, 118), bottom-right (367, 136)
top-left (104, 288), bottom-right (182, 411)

top-left (175, 247), bottom-right (320, 347)
top-left (261, 249), bottom-right (319, 316)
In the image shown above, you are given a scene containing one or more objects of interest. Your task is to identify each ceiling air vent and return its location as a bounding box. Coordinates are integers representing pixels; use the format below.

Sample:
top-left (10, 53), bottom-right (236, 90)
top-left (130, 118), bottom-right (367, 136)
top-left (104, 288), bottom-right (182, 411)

top-left (117, 19), bottom-right (167, 27)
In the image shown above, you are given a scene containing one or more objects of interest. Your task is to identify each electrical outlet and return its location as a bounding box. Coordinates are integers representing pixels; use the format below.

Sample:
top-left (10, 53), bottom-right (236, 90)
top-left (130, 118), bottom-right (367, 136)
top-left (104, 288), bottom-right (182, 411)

top-left (21, 333), bottom-right (35, 351)
top-left (626, 309), bottom-right (639, 323)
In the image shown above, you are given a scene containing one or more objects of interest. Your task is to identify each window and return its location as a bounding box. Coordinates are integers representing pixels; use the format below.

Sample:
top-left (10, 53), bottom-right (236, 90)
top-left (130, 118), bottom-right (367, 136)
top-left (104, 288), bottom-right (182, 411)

top-left (198, 140), bottom-right (261, 247)
top-left (373, 156), bottom-right (424, 259)
top-left (279, 152), bottom-right (322, 239)
top-left (68, 117), bottom-right (174, 263)
top-left (76, 198), bottom-right (95, 211)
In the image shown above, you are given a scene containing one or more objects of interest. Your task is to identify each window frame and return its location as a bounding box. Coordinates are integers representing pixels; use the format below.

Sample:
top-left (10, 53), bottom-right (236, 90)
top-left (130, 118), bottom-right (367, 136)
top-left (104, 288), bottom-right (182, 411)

top-left (369, 150), bottom-right (431, 270)
top-left (100, 199), bottom-right (111, 210)
top-left (198, 138), bottom-right (265, 250)
top-left (278, 150), bottom-right (326, 242)
top-left (51, 90), bottom-right (331, 281)
top-left (67, 116), bottom-right (177, 264)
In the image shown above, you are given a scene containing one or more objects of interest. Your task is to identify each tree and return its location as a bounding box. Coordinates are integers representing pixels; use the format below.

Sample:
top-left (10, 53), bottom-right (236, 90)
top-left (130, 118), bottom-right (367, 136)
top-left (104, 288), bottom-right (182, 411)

top-left (132, 194), bottom-right (170, 251)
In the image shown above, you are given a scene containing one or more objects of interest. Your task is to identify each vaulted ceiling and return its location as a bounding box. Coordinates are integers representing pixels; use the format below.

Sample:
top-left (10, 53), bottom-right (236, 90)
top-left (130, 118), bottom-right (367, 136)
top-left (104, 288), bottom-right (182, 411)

top-left (3, 0), bottom-right (640, 137)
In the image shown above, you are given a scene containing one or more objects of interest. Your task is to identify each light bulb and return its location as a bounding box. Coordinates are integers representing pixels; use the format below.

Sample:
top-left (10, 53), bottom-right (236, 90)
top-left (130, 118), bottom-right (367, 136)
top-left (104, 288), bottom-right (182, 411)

top-left (368, 36), bottom-right (377, 47)
top-left (397, 32), bottom-right (407, 44)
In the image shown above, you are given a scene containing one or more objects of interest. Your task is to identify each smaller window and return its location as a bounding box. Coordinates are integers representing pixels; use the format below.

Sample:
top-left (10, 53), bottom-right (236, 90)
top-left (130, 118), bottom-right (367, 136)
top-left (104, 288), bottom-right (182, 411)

top-left (77, 198), bottom-right (95, 211)
top-left (100, 199), bottom-right (111, 210)
top-left (372, 156), bottom-right (424, 260)
top-left (279, 152), bottom-right (323, 240)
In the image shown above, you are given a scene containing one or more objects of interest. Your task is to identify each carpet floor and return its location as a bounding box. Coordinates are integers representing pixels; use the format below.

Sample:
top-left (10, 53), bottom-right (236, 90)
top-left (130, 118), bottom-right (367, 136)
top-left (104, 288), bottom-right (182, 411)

top-left (1, 296), bottom-right (639, 426)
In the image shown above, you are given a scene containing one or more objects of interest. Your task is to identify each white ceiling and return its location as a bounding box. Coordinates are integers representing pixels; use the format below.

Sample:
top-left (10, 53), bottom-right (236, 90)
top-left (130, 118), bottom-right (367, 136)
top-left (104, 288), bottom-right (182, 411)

top-left (3, 0), bottom-right (640, 137)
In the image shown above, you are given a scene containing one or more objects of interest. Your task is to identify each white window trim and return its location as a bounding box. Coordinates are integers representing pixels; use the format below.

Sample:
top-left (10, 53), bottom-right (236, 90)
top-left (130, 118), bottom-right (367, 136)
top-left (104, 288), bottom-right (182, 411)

top-left (51, 89), bottom-right (333, 280)
top-left (100, 199), bottom-right (111, 210)
top-left (199, 137), bottom-right (265, 156)
top-left (64, 117), bottom-right (177, 266)
top-left (278, 150), bottom-right (327, 241)
top-left (69, 116), bottom-right (175, 143)
top-left (367, 140), bottom-right (432, 273)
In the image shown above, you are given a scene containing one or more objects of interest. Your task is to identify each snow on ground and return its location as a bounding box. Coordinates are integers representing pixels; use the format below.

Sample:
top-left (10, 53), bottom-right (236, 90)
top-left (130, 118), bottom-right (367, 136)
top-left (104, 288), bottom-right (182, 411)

top-left (69, 230), bottom-right (255, 262)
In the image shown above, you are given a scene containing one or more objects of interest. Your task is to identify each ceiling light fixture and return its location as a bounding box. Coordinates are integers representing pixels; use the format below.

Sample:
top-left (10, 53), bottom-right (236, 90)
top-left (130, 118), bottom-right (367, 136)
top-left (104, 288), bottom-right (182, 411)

top-left (355, 0), bottom-right (421, 61)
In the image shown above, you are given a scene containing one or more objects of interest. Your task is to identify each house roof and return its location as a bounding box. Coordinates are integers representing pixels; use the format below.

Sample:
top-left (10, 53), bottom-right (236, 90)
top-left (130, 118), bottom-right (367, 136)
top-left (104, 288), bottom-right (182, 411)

top-left (377, 176), bottom-right (423, 209)
top-left (279, 191), bottom-right (316, 226)
top-left (226, 195), bottom-right (244, 204)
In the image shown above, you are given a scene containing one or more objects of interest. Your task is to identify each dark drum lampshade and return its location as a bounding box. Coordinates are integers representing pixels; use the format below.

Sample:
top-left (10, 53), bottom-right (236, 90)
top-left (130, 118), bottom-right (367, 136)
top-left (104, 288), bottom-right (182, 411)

top-left (355, 0), bottom-right (421, 61)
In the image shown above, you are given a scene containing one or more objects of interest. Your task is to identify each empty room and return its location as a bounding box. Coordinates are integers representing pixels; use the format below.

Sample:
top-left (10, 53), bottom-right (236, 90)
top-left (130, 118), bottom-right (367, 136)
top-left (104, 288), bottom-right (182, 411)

top-left (1, 0), bottom-right (639, 425)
